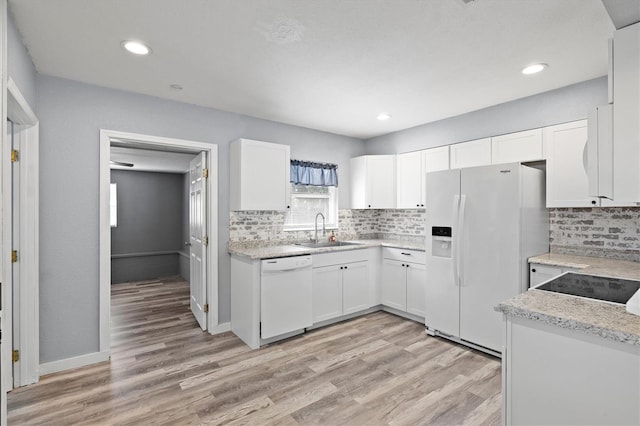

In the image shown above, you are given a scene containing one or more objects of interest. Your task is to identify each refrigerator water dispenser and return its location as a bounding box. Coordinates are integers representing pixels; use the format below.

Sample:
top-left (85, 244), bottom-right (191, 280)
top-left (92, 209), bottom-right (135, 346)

top-left (431, 226), bottom-right (452, 258)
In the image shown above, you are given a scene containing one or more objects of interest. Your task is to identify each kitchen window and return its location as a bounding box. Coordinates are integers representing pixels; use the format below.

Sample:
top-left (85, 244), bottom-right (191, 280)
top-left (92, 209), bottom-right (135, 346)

top-left (284, 160), bottom-right (338, 231)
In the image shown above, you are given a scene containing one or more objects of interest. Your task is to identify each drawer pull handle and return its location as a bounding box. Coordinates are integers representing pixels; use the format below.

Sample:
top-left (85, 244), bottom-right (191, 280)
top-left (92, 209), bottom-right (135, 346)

top-left (401, 252), bottom-right (411, 256)
top-left (532, 268), bottom-right (537, 273)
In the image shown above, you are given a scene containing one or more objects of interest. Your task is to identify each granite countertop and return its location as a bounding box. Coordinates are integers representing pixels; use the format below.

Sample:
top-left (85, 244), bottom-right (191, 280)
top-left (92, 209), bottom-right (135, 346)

top-left (497, 252), bottom-right (640, 346)
top-left (228, 238), bottom-right (425, 260)
top-left (529, 253), bottom-right (640, 281)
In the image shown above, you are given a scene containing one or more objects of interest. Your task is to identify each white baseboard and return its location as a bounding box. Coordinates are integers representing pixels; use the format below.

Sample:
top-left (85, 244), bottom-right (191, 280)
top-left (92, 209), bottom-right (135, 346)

top-left (39, 351), bottom-right (110, 376)
top-left (209, 322), bottom-right (231, 335)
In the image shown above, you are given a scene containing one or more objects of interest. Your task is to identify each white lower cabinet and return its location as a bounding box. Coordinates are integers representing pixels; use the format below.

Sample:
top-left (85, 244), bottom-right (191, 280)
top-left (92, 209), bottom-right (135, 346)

top-left (529, 263), bottom-right (577, 288)
top-left (381, 258), bottom-right (407, 310)
top-left (312, 250), bottom-right (371, 324)
top-left (342, 261), bottom-right (369, 314)
top-left (312, 265), bottom-right (343, 323)
top-left (503, 315), bottom-right (640, 425)
top-left (406, 262), bottom-right (426, 317)
top-left (381, 248), bottom-right (426, 318)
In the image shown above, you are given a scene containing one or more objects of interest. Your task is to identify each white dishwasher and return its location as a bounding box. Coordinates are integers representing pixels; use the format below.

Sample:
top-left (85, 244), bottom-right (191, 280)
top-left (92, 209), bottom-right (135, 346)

top-left (260, 255), bottom-right (313, 339)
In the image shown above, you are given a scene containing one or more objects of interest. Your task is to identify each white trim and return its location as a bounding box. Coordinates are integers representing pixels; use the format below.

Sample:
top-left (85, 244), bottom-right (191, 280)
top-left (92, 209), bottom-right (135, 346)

top-left (7, 78), bottom-right (37, 125)
top-left (111, 250), bottom-right (181, 259)
top-left (39, 351), bottom-right (110, 376)
top-left (209, 322), bottom-right (231, 334)
top-left (1, 1), bottom-right (9, 422)
top-left (100, 129), bottom-right (219, 357)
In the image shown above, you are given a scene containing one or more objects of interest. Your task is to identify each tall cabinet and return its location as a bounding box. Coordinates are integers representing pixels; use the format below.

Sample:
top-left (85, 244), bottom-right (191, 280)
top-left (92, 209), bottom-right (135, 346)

top-left (608, 22), bottom-right (640, 206)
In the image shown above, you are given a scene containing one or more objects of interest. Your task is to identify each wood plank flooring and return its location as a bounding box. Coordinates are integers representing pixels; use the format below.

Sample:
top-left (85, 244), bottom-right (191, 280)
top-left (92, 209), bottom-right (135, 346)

top-left (8, 277), bottom-right (501, 425)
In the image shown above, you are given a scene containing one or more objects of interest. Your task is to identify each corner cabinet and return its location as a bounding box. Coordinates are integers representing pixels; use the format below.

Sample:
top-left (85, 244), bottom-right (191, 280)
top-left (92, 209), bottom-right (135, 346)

top-left (544, 120), bottom-right (600, 207)
top-left (350, 155), bottom-right (396, 209)
top-left (229, 138), bottom-right (290, 211)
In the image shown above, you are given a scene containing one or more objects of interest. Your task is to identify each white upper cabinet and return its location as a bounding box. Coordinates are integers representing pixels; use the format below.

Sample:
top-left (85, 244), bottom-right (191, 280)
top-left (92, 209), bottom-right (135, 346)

top-left (450, 138), bottom-right (492, 169)
top-left (544, 120), bottom-right (600, 208)
top-left (491, 128), bottom-right (544, 164)
top-left (230, 138), bottom-right (290, 211)
top-left (397, 147), bottom-right (449, 209)
top-left (587, 104), bottom-right (613, 201)
top-left (607, 22), bottom-right (640, 206)
top-left (397, 151), bottom-right (424, 208)
top-left (423, 146), bottom-right (450, 173)
top-left (350, 155), bottom-right (396, 209)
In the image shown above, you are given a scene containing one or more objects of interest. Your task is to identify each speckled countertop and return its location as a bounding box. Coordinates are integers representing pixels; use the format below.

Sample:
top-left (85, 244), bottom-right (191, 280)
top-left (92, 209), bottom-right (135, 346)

top-left (228, 239), bottom-right (425, 260)
top-left (496, 253), bottom-right (640, 346)
top-left (529, 252), bottom-right (640, 281)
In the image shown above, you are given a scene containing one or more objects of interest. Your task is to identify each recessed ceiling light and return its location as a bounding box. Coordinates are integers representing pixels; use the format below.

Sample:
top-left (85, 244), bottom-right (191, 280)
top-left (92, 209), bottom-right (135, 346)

top-left (377, 113), bottom-right (391, 121)
top-left (122, 40), bottom-right (151, 55)
top-left (522, 63), bottom-right (547, 75)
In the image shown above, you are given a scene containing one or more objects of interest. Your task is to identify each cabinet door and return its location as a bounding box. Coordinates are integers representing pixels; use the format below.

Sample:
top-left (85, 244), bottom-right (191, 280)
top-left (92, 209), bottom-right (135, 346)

top-left (544, 121), bottom-right (600, 208)
top-left (406, 262), bottom-right (426, 317)
top-left (312, 265), bottom-right (343, 323)
top-left (396, 151), bottom-right (424, 208)
top-left (529, 264), bottom-right (563, 288)
top-left (366, 155), bottom-right (396, 208)
top-left (450, 138), bottom-right (492, 169)
top-left (491, 129), bottom-right (543, 164)
top-left (381, 258), bottom-right (407, 311)
top-left (350, 156), bottom-right (367, 209)
top-left (342, 261), bottom-right (369, 315)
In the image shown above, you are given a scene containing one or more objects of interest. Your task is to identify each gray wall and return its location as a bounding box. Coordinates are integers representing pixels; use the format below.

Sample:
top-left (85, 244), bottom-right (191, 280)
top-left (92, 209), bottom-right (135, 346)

top-left (37, 74), bottom-right (364, 363)
top-left (365, 77), bottom-right (608, 154)
top-left (110, 170), bottom-right (184, 283)
top-left (7, 11), bottom-right (36, 109)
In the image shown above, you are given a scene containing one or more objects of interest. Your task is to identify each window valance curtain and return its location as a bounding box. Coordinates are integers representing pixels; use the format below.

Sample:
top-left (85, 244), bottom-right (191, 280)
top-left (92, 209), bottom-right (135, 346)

top-left (290, 160), bottom-right (338, 186)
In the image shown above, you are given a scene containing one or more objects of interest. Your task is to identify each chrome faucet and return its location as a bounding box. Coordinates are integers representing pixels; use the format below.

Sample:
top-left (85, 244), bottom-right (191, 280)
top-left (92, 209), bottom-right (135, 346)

top-left (313, 212), bottom-right (326, 243)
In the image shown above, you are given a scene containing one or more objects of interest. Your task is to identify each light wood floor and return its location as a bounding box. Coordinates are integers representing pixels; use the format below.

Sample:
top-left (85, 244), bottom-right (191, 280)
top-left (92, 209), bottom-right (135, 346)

top-left (8, 277), bottom-right (501, 425)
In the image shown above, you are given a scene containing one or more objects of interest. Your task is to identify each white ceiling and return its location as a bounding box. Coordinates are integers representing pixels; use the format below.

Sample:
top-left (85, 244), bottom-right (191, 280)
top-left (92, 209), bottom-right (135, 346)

top-left (110, 146), bottom-right (196, 173)
top-left (9, 0), bottom-right (614, 139)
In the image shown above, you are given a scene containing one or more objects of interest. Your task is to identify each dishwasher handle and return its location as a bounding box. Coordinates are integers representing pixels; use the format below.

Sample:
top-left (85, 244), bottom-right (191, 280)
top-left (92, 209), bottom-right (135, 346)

top-left (262, 255), bottom-right (312, 273)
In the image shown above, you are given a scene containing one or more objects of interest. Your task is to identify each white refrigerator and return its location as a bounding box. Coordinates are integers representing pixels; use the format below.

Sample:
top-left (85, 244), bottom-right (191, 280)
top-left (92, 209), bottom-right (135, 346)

top-left (425, 162), bottom-right (548, 354)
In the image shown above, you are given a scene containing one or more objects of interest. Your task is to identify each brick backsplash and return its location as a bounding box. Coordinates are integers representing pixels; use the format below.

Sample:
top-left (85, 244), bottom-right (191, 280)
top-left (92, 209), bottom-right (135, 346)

top-left (230, 207), bottom-right (640, 262)
top-left (549, 207), bottom-right (640, 262)
top-left (229, 209), bottom-right (425, 246)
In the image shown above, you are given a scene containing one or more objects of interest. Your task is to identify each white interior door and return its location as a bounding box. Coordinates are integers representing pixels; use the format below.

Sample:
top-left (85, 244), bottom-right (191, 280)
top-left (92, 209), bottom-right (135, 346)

top-left (10, 121), bottom-right (19, 387)
top-left (1, 120), bottom-right (13, 395)
top-left (189, 152), bottom-right (207, 330)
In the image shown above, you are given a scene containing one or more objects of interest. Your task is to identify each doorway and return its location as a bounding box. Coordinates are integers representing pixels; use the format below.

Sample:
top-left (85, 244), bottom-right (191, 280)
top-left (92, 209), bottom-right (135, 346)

top-left (99, 130), bottom-right (218, 357)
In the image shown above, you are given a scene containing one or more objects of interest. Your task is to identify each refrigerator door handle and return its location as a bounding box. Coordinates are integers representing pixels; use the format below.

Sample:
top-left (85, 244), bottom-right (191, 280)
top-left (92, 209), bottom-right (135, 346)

top-left (457, 194), bottom-right (467, 287)
top-left (452, 195), bottom-right (460, 286)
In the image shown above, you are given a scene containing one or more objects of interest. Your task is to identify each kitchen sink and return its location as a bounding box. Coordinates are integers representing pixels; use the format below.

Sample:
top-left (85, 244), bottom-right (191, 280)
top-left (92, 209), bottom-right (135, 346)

top-left (294, 241), bottom-right (363, 249)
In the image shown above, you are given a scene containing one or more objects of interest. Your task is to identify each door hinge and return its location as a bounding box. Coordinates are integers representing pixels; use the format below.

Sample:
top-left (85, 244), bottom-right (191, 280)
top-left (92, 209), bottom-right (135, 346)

top-left (11, 250), bottom-right (18, 263)
top-left (12, 350), bottom-right (19, 363)
top-left (10, 149), bottom-right (19, 163)
top-left (202, 168), bottom-right (209, 179)
top-left (204, 303), bottom-right (209, 313)
top-left (203, 236), bottom-right (209, 246)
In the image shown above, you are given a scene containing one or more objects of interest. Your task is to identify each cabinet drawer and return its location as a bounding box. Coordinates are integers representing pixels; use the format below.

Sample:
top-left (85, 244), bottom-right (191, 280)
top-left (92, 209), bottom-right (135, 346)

top-left (382, 247), bottom-right (425, 264)
top-left (312, 248), bottom-right (370, 268)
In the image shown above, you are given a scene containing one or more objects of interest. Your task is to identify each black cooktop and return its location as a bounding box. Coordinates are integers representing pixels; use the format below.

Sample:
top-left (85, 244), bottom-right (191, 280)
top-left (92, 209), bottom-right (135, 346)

top-left (536, 272), bottom-right (640, 304)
